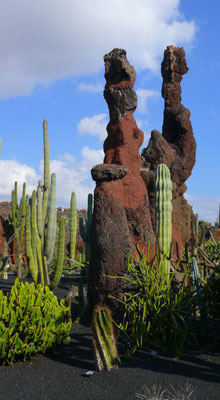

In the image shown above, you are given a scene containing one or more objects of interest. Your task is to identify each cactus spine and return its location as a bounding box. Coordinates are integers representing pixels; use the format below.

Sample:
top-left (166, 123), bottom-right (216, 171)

top-left (79, 193), bottom-right (93, 263)
top-left (70, 191), bottom-right (77, 259)
top-left (91, 305), bottom-right (119, 371)
top-left (154, 164), bottom-right (172, 275)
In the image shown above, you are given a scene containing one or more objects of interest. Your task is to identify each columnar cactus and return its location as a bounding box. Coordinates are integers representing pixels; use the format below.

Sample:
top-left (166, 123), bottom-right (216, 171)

top-left (79, 193), bottom-right (93, 263)
top-left (154, 164), bottom-right (172, 275)
top-left (91, 304), bottom-right (119, 371)
top-left (44, 173), bottom-right (57, 263)
top-left (9, 182), bottom-right (27, 278)
top-left (49, 217), bottom-right (65, 290)
top-left (42, 120), bottom-right (50, 230)
top-left (70, 191), bottom-right (77, 259)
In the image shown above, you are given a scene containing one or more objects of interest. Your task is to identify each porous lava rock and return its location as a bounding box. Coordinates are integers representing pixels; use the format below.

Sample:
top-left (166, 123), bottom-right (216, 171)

top-left (141, 46), bottom-right (196, 257)
top-left (88, 49), bottom-right (156, 317)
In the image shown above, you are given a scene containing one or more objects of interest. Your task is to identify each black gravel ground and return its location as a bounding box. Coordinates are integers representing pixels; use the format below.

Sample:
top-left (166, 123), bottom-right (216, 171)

top-left (0, 274), bottom-right (220, 400)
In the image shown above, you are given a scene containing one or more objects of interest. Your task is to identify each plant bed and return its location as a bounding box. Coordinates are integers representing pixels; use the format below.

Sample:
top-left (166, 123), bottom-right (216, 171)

top-left (0, 274), bottom-right (220, 400)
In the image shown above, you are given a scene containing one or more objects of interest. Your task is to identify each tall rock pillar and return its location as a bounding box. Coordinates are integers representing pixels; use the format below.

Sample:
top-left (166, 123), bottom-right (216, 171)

top-left (88, 49), bottom-right (155, 316)
top-left (141, 46), bottom-right (196, 258)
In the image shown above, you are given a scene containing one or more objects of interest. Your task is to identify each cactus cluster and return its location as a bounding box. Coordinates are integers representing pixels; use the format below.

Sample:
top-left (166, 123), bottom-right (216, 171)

top-left (154, 164), bottom-right (172, 275)
top-left (25, 121), bottom-right (65, 289)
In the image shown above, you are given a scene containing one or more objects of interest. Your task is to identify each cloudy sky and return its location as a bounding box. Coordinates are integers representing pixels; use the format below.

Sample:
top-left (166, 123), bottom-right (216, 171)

top-left (0, 0), bottom-right (219, 223)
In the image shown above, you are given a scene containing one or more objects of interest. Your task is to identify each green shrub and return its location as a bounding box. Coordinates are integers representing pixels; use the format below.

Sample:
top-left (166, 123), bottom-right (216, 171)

top-left (109, 249), bottom-right (200, 359)
top-left (0, 279), bottom-right (71, 365)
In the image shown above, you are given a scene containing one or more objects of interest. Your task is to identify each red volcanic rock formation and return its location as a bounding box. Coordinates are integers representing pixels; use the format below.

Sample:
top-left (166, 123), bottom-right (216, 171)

top-left (141, 46), bottom-right (196, 257)
top-left (88, 49), bottom-right (156, 316)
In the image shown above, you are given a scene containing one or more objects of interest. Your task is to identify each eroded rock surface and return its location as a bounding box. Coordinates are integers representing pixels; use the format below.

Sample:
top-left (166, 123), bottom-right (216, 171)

top-left (88, 49), bottom-right (156, 317)
top-left (141, 46), bottom-right (196, 256)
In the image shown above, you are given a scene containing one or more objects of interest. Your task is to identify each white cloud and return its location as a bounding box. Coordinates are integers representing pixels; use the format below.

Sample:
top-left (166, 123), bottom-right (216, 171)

top-left (77, 82), bottom-right (103, 93)
top-left (185, 193), bottom-right (220, 225)
top-left (77, 114), bottom-right (108, 141)
top-left (58, 152), bottom-right (76, 163)
top-left (0, 160), bottom-right (39, 199)
top-left (136, 89), bottom-right (160, 113)
top-left (0, 0), bottom-right (196, 98)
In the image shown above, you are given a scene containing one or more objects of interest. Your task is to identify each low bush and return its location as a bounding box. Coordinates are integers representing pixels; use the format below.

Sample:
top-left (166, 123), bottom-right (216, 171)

top-left (0, 279), bottom-right (71, 365)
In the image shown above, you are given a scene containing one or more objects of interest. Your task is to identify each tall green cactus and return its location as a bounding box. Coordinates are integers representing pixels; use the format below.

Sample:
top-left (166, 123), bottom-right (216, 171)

top-left (42, 120), bottom-right (50, 230)
top-left (79, 193), bottom-right (93, 263)
top-left (70, 191), bottom-right (77, 259)
top-left (91, 304), bottom-right (120, 371)
top-left (154, 164), bottom-right (172, 275)
top-left (9, 182), bottom-right (26, 278)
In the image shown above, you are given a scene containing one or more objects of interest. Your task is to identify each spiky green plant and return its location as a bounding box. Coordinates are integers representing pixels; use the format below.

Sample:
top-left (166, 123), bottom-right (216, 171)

top-left (0, 279), bottom-right (71, 365)
top-left (154, 164), bottom-right (172, 276)
top-left (91, 304), bottom-right (120, 371)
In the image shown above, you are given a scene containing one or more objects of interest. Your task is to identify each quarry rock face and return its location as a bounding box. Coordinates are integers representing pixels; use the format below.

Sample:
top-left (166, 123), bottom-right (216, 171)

top-left (88, 49), bottom-right (156, 316)
top-left (141, 45), bottom-right (196, 257)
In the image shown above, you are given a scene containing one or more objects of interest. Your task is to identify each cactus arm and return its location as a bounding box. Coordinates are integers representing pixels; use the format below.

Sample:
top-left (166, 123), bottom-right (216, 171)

top-left (25, 204), bottom-right (38, 285)
top-left (44, 173), bottom-right (56, 261)
top-left (70, 191), bottom-right (77, 259)
top-left (50, 218), bottom-right (65, 290)
top-left (154, 164), bottom-right (172, 276)
top-left (42, 120), bottom-right (50, 228)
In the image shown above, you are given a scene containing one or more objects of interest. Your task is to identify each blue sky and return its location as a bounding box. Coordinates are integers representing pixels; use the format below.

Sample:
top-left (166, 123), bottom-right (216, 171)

top-left (0, 0), bottom-right (219, 223)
